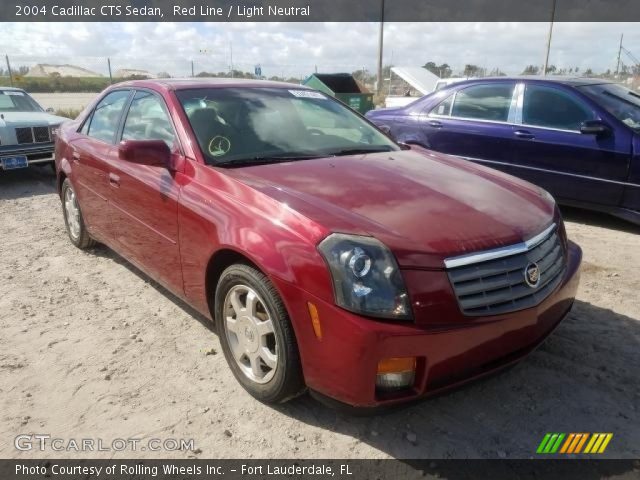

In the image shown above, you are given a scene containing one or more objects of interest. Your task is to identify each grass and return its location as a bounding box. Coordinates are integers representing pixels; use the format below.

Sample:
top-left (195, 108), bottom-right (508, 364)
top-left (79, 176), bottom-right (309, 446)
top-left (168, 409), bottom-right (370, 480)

top-left (54, 108), bottom-right (83, 119)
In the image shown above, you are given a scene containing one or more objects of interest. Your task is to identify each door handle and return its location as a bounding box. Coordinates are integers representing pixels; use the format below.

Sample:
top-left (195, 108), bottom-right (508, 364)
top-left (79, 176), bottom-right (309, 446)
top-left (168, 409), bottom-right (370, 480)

top-left (108, 173), bottom-right (120, 188)
top-left (514, 130), bottom-right (535, 140)
top-left (427, 120), bottom-right (443, 128)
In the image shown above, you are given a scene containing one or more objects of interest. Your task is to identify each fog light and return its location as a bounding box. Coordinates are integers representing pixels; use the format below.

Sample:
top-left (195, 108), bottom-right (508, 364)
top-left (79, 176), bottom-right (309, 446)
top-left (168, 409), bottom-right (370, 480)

top-left (376, 357), bottom-right (416, 390)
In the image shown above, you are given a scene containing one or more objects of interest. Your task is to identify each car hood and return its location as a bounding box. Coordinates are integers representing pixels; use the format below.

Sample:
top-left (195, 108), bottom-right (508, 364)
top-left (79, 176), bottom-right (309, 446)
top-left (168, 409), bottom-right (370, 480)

top-left (0, 111), bottom-right (68, 128)
top-left (224, 149), bottom-right (556, 268)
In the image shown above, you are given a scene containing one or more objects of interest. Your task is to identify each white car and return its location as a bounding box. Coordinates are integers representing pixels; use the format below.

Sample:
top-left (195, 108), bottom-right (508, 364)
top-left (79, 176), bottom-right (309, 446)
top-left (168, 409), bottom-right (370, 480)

top-left (0, 87), bottom-right (67, 171)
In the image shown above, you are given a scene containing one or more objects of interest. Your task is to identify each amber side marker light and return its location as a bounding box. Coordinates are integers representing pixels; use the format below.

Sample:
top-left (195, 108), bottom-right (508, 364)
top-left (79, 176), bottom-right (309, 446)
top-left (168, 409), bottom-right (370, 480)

top-left (376, 357), bottom-right (416, 390)
top-left (307, 302), bottom-right (322, 340)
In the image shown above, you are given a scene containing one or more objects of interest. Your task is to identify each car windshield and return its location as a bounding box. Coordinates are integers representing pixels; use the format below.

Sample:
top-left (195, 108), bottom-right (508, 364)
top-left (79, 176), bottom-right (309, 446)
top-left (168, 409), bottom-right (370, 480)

top-left (0, 90), bottom-right (43, 112)
top-left (578, 83), bottom-right (640, 132)
top-left (176, 87), bottom-right (398, 166)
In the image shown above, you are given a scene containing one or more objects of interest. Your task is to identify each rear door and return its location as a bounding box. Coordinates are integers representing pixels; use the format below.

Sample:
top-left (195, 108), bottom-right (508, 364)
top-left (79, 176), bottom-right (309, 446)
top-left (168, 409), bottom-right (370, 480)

top-left (107, 89), bottom-right (184, 294)
top-left (421, 82), bottom-right (520, 165)
top-left (69, 89), bottom-right (132, 240)
top-left (512, 82), bottom-right (631, 206)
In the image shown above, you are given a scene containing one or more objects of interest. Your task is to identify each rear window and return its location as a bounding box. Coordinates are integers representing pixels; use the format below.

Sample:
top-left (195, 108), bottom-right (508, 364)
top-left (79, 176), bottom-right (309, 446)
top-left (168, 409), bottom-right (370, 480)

top-left (450, 84), bottom-right (515, 122)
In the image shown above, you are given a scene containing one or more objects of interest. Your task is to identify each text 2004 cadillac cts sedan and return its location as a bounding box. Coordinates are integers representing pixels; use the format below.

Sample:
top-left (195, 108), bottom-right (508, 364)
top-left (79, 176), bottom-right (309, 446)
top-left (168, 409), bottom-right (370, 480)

top-left (55, 79), bottom-right (582, 408)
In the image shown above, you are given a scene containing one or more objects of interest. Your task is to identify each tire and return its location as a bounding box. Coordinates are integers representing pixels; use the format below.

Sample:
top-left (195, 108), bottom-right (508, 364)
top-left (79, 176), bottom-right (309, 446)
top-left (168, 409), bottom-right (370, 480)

top-left (215, 264), bottom-right (304, 403)
top-left (61, 178), bottom-right (95, 249)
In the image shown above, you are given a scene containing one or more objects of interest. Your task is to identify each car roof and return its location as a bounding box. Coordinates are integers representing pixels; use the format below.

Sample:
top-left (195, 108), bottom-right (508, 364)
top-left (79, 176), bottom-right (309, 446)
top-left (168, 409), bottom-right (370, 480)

top-left (451, 76), bottom-right (615, 88)
top-left (0, 86), bottom-right (26, 91)
top-left (114, 77), bottom-right (311, 91)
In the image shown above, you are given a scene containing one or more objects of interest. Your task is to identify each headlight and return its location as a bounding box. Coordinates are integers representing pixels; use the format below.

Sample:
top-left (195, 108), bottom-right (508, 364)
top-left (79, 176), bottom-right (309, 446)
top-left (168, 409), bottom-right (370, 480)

top-left (318, 233), bottom-right (412, 320)
top-left (50, 125), bottom-right (61, 140)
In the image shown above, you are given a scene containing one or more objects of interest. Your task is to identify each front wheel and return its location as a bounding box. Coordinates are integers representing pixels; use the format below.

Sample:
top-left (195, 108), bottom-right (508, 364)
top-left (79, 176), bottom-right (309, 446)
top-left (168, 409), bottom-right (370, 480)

top-left (61, 178), bottom-right (95, 249)
top-left (215, 264), bottom-right (304, 403)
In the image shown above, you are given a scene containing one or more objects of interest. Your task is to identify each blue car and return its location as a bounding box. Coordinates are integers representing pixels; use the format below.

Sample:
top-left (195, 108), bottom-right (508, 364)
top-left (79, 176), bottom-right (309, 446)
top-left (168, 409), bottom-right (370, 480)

top-left (366, 77), bottom-right (640, 225)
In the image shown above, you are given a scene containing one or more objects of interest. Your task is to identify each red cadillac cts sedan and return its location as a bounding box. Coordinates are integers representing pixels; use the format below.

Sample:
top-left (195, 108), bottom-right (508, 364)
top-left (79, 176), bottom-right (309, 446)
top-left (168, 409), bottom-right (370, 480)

top-left (55, 79), bottom-right (582, 408)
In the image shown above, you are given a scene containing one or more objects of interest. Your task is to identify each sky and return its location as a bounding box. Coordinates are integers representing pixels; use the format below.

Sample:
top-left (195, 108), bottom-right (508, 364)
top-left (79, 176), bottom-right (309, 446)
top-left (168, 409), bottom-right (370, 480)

top-left (1, 22), bottom-right (639, 79)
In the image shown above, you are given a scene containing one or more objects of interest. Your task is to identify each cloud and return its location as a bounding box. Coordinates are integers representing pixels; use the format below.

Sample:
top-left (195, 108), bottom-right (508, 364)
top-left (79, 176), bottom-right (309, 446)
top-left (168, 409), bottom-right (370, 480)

top-left (0, 22), bottom-right (637, 78)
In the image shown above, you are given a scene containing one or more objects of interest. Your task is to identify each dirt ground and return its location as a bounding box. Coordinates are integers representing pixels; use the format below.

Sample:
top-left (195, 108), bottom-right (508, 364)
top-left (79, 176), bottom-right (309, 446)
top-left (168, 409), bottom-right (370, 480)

top-left (31, 93), bottom-right (95, 112)
top-left (1, 166), bottom-right (639, 460)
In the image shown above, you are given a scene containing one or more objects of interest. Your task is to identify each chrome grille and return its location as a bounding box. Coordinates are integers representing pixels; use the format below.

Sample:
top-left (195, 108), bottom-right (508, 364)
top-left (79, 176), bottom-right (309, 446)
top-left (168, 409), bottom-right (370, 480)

top-left (15, 127), bottom-right (33, 144)
top-left (33, 126), bottom-right (51, 142)
top-left (14, 126), bottom-right (50, 144)
top-left (446, 226), bottom-right (566, 316)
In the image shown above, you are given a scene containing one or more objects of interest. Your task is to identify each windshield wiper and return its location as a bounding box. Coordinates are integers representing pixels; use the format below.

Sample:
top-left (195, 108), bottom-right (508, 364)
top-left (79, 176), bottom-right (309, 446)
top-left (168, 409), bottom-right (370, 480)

top-left (325, 146), bottom-right (395, 157)
top-left (215, 153), bottom-right (323, 167)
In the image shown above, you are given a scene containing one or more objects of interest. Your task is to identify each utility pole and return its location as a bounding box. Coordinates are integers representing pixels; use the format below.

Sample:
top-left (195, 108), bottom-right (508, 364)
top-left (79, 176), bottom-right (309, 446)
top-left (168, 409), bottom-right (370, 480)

top-left (376, 0), bottom-right (385, 94)
top-left (191, 60), bottom-right (194, 77)
top-left (107, 58), bottom-right (113, 84)
top-left (5, 55), bottom-right (13, 87)
top-left (542, 0), bottom-right (556, 76)
top-left (616, 33), bottom-right (624, 76)
top-left (229, 42), bottom-right (234, 78)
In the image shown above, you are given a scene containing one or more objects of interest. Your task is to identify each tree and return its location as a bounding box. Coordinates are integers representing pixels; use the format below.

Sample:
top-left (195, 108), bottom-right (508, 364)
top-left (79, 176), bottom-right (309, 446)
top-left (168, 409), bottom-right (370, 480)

top-left (437, 63), bottom-right (452, 78)
top-left (584, 68), bottom-right (594, 76)
top-left (522, 65), bottom-right (540, 75)
top-left (422, 61), bottom-right (439, 76)
top-left (463, 64), bottom-right (480, 77)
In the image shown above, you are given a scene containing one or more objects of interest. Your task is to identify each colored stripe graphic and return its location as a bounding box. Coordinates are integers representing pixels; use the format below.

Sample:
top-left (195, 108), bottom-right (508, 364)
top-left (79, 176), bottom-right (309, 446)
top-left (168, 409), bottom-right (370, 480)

top-left (574, 433), bottom-right (589, 453)
top-left (550, 433), bottom-right (565, 453)
top-left (537, 433), bottom-right (552, 454)
top-left (560, 433), bottom-right (575, 453)
top-left (538, 433), bottom-right (613, 454)
top-left (584, 434), bottom-right (598, 453)
top-left (544, 434), bottom-right (559, 453)
top-left (598, 434), bottom-right (613, 453)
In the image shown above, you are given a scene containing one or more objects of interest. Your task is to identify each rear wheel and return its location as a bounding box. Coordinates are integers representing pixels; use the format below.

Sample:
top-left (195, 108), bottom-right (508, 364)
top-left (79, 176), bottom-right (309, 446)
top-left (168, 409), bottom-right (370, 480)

top-left (61, 178), bottom-right (95, 249)
top-left (215, 264), bottom-right (304, 403)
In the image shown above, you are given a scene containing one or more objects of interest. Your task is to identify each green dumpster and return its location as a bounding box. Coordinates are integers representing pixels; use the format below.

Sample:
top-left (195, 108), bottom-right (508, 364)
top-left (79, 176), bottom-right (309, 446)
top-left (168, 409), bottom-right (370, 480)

top-left (303, 73), bottom-right (374, 115)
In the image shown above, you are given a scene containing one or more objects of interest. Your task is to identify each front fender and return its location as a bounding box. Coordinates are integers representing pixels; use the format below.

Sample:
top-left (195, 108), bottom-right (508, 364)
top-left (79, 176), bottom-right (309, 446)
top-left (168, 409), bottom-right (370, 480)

top-left (176, 165), bottom-right (334, 319)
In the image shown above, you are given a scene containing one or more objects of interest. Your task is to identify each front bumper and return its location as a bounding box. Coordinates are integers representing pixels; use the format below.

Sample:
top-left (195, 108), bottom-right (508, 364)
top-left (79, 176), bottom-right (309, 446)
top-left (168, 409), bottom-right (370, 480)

top-left (274, 240), bottom-right (582, 408)
top-left (0, 143), bottom-right (55, 166)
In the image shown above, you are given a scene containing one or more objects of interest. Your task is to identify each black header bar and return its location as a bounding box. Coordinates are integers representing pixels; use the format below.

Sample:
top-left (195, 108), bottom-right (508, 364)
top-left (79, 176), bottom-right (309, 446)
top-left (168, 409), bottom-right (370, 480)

top-left (4, 0), bottom-right (640, 22)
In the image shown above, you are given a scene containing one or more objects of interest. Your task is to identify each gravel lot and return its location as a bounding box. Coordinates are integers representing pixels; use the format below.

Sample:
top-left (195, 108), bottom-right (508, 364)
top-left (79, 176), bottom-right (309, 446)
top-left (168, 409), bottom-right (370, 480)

top-left (1, 167), bottom-right (639, 460)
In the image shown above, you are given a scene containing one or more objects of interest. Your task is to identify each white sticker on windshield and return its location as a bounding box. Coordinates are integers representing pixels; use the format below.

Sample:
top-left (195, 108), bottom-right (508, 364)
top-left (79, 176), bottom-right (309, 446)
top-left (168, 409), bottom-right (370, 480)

top-left (3, 91), bottom-right (25, 96)
top-left (289, 90), bottom-right (326, 99)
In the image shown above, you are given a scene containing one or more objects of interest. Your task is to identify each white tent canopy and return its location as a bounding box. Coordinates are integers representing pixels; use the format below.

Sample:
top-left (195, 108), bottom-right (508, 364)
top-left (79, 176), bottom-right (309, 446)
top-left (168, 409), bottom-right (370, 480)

top-left (390, 66), bottom-right (440, 95)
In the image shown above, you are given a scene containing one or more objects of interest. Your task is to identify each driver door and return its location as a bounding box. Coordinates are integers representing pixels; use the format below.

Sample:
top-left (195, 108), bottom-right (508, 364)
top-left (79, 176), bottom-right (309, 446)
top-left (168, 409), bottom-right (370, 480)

top-left (107, 89), bottom-right (184, 294)
top-left (512, 82), bottom-right (632, 207)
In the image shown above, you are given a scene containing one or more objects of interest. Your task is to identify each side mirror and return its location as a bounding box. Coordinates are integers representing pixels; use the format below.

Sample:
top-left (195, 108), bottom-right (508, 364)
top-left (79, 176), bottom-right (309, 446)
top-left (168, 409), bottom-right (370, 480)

top-left (118, 140), bottom-right (171, 169)
top-left (580, 120), bottom-right (611, 137)
top-left (45, 107), bottom-right (55, 113)
top-left (378, 124), bottom-right (392, 135)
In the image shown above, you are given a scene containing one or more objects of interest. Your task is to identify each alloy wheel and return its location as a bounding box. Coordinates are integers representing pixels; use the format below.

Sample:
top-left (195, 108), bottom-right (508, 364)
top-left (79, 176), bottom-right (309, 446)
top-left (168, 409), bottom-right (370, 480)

top-left (223, 284), bottom-right (278, 384)
top-left (64, 186), bottom-right (81, 240)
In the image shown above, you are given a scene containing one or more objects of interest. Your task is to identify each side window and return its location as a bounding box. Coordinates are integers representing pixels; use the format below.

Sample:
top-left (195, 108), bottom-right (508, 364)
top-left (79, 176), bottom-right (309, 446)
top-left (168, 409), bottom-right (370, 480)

top-left (451, 84), bottom-right (515, 122)
top-left (430, 94), bottom-right (454, 116)
top-left (523, 85), bottom-right (594, 131)
top-left (122, 91), bottom-right (176, 146)
top-left (86, 90), bottom-right (130, 143)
